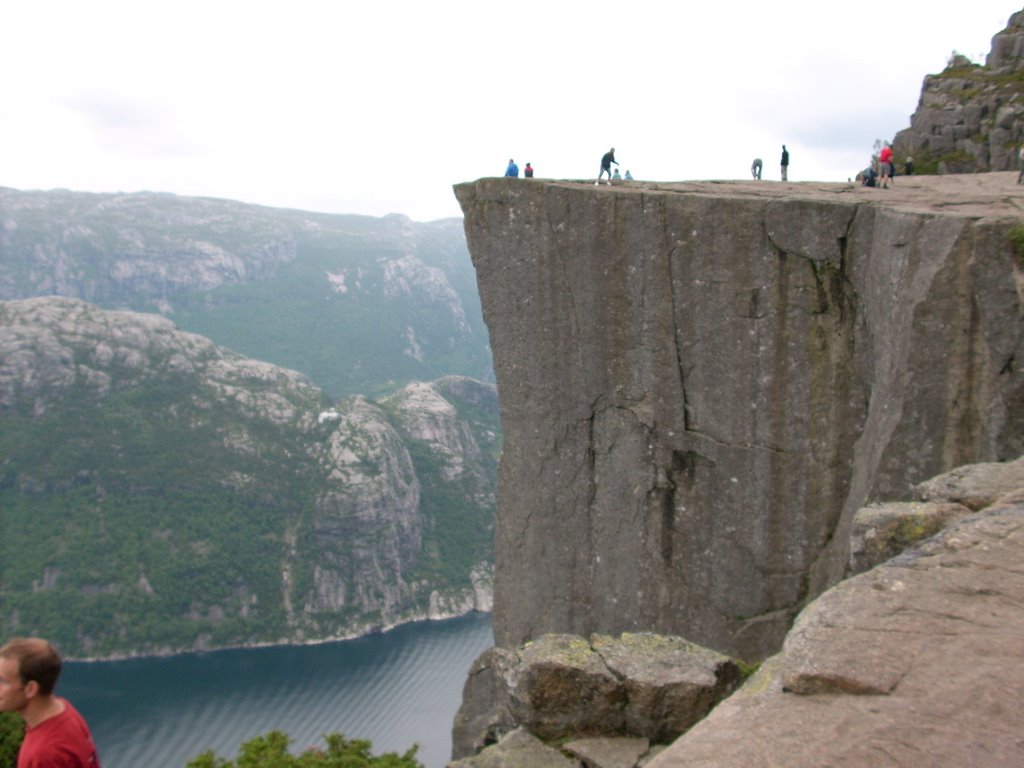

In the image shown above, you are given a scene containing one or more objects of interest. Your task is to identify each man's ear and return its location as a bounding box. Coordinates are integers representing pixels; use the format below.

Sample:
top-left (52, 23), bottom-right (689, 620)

top-left (22, 680), bottom-right (40, 699)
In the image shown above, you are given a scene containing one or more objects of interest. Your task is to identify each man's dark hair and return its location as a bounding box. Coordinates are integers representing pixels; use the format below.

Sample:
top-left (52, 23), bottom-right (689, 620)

top-left (0, 638), bottom-right (62, 696)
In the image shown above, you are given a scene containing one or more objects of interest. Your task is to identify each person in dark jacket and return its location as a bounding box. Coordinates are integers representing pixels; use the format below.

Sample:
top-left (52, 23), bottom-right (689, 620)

top-left (780, 145), bottom-right (789, 181)
top-left (596, 147), bottom-right (618, 185)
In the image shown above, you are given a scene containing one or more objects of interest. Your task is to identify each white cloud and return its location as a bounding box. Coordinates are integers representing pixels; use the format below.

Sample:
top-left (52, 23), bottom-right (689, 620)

top-left (0, 1), bottom-right (1017, 220)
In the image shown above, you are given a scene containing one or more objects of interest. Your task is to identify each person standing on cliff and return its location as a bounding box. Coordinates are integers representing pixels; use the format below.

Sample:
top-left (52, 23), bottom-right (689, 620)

top-left (505, 158), bottom-right (519, 177)
top-left (879, 143), bottom-right (894, 188)
top-left (751, 157), bottom-right (762, 179)
top-left (597, 147), bottom-right (618, 185)
top-left (0, 638), bottom-right (101, 767)
top-left (524, 162), bottom-right (534, 178)
top-left (780, 145), bottom-right (789, 181)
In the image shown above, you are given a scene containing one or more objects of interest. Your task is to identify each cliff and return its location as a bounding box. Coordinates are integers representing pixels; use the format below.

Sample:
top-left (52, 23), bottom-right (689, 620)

top-left (0, 297), bottom-right (497, 658)
top-left (455, 172), bottom-right (1024, 660)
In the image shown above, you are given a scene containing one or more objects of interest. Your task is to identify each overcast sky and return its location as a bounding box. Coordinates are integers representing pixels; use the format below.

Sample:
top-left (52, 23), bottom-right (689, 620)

top-left (1, 1), bottom-right (1018, 222)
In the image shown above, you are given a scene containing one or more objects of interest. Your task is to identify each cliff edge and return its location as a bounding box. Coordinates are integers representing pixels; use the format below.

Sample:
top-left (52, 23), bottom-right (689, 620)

top-left (456, 173), bottom-right (1024, 659)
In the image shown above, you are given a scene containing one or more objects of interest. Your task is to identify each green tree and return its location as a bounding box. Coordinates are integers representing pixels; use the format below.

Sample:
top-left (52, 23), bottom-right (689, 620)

top-left (0, 713), bottom-right (23, 768)
top-left (185, 730), bottom-right (423, 768)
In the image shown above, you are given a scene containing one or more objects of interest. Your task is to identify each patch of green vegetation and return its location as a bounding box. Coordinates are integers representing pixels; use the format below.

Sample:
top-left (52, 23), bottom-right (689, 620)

top-left (1006, 226), bottom-right (1024, 269)
top-left (735, 659), bottom-right (762, 681)
top-left (405, 440), bottom-right (495, 590)
top-left (0, 714), bottom-right (22, 768)
top-left (0, 373), bottom-right (311, 655)
top-left (909, 148), bottom-right (941, 175)
top-left (186, 730), bottom-right (423, 768)
top-left (934, 149), bottom-right (981, 173)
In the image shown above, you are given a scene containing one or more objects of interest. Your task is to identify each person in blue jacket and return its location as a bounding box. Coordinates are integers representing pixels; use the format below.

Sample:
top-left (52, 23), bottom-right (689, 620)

top-left (505, 158), bottom-right (519, 177)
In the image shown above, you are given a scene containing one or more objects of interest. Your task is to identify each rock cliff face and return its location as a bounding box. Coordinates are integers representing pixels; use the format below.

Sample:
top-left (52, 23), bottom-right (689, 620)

top-left (892, 10), bottom-right (1024, 173)
top-left (456, 173), bottom-right (1024, 660)
top-left (0, 297), bottom-right (497, 657)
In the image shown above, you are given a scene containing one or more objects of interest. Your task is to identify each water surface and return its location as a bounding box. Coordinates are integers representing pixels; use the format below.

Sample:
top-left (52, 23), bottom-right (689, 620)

top-left (61, 612), bottom-right (493, 768)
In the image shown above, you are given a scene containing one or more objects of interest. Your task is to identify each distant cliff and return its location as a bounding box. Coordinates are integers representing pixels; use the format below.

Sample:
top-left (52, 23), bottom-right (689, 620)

top-left (893, 9), bottom-right (1024, 173)
top-left (0, 297), bottom-right (497, 658)
top-left (456, 173), bottom-right (1024, 660)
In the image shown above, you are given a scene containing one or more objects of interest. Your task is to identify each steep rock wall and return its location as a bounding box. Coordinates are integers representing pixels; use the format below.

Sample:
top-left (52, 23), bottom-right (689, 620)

top-left (456, 174), bottom-right (1024, 659)
top-left (892, 10), bottom-right (1024, 173)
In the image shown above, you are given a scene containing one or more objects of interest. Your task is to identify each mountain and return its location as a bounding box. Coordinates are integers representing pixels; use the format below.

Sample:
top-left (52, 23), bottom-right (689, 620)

top-left (892, 10), bottom-right (1024, 174)
top-left (0, 187), bottom-right (492, 398)
top-left (0, 297), bottom-right (498, 658)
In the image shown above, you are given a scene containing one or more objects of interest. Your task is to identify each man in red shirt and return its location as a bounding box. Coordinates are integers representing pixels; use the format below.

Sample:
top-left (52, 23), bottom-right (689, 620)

top-left (879, 144), bottom-right (894, 189)
top-left (0, 638), bottom-right (101, 768)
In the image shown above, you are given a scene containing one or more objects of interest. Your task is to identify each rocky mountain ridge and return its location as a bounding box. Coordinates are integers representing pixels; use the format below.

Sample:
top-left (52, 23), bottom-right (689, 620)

top-left (0, 186), bottom-right (492, 398)
top-left (0, 296), bottom-right (497, 658)
top-left (893, 9), bottom-right (1024, 173)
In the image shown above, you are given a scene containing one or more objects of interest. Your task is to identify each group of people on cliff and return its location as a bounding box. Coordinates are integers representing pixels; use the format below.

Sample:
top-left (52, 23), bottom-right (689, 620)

top-left (502, 142), bottom-right (922, 188)
top-left (502, 149), bottom-right (634, 184)
top-left (857, 142), bottom-right (914, 187)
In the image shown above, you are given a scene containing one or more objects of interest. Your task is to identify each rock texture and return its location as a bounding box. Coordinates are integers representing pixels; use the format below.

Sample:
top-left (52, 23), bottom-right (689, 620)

top-left (646, 491), bottom-right (1024, 768)
top-left (450, 728), bottom-right (578, 768)
top-left (846, 500), bottom-right (970, 575)
top-left (893, 10), bottom-right (1024, 173)
top-left (450, 632), bottom-right (739, 760)
top-left (456, 173), bottom-right (1024, 660)
top-left (451, 459), bottom-right (1024, 767)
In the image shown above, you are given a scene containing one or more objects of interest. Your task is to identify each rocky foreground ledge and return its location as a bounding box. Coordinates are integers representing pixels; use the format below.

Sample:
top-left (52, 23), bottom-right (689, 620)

top-left (449, 456), bottom-right (1024, 767)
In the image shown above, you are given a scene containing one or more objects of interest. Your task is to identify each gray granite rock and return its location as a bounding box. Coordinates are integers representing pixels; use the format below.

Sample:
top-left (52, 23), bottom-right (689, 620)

top-left (448, 728), bottom-right (579, 768)
top-left (456, 171), bottom-right (1024, 661)
top-left (914, 455), bottom-right (1024, 510)
top-left (645, 495), bottom-right (1024, 767)
top-left (563, 736), bottom-right (650, 768)
top-left (847, 500), bottom-right (971, 575)
top-left (451, 632), bottom-right (739, 761)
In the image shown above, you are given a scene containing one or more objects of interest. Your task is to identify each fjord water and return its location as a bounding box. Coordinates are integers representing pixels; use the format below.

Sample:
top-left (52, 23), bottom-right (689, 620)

top-left (60, 612), bottom-right (493, 768)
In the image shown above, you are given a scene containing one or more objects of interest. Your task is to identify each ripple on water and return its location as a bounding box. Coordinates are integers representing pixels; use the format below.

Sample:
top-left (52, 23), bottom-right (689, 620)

top-left (61, 613), bottom-right (494, 768)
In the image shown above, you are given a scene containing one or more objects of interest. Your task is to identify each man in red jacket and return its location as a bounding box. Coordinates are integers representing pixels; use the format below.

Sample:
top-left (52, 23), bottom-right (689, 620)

top-left (0, 638), bottom-right (101, 767)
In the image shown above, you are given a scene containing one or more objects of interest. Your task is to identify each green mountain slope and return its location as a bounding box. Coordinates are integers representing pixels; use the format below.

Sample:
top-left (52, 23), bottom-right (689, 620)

top-left (0, 298), bottom-right (497, 658)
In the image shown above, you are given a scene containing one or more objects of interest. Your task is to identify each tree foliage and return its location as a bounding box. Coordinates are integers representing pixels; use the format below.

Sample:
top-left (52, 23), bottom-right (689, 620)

top-left (185, 730), bottom-right (423, 768)
top-left (0, 713), bottom-right (23, 768)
